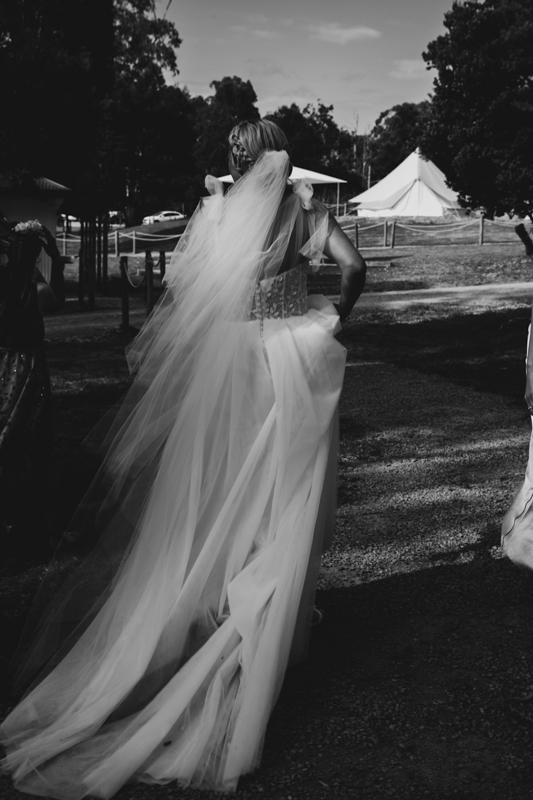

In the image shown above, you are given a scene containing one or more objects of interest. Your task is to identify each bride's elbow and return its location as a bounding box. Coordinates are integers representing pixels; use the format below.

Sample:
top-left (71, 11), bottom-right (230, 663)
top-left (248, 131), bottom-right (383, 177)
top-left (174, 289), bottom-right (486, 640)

top-left (347, 254), bottom-right (366, 282)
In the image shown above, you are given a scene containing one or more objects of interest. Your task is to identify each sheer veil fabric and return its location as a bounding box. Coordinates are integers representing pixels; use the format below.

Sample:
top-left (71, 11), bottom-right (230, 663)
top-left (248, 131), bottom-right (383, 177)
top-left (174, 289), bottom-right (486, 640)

top-left (0, 150), bottom-right (347, 798)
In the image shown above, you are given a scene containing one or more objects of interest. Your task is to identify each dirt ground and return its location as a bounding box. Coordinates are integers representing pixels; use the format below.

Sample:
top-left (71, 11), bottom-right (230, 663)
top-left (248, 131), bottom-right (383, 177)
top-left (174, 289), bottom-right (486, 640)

top-left (3, 241), bottom-right (533, 799)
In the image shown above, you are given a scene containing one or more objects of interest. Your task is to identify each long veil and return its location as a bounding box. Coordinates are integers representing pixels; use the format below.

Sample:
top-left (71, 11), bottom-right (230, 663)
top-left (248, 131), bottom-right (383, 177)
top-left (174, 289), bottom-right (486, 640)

top-left (1, 146), bottom-right (347, 796)
top-left (8, 150), bottom-right (297, 692)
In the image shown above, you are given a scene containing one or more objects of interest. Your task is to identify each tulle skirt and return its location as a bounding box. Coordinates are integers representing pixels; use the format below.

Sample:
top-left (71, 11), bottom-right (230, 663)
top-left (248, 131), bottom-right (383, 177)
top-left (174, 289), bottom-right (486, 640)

top-left (1, 295), bottom-right (345, 798)
top-left (502, 325), bottom-right (533, 568)
top-left (502, 419), bottom-right (533, 567)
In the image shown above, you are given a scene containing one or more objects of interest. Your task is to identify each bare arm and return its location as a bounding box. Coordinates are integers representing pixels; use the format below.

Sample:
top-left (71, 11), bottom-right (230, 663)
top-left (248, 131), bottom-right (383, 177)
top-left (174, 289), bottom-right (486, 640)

top-left (525, 310), bottom-right (533, 413)
top-left (33, 266), bottom-right (62, 313)
top-left (41, 226), bottom-right (65, 306)
top-left (322, 217), bottom-right (366, 322)
top-left (32, 227), bottom-right (65, 314)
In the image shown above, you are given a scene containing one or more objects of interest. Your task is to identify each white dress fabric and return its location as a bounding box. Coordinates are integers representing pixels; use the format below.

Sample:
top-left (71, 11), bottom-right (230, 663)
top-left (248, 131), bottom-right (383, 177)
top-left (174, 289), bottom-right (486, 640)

top-left (0, 151), bottom-right (346, 798)
top-left (501, 419), bottom-right (533, 568)
top-left (501, 325), bottom-right (533, 568)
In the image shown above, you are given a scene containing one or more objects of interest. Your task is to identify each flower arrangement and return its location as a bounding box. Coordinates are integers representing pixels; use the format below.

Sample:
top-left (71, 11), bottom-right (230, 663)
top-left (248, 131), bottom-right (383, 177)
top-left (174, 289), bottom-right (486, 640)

top-left (13, 220), bottom-right (43, 234)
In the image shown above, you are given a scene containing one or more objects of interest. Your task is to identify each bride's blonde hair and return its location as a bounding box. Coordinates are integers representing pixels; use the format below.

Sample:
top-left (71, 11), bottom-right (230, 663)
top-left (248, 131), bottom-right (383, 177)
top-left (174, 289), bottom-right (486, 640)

top-left (228, 119), bottom-right (291, 174)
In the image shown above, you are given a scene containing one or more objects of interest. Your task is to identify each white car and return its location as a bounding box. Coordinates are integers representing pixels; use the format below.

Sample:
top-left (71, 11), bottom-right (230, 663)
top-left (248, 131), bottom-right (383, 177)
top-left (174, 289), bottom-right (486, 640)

top-left (142, 210), bottom-right (186, 225)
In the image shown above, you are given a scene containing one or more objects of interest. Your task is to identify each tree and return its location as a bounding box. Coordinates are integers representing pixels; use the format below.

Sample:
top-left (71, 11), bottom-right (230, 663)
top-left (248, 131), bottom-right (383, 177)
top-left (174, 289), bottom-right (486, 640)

top-left (0, 0), bottom-right (190, 221)
top-left (422, 0), bottom-right (533, 219)
top-left (269, 102), bottom-right (364, 198)
top-left (193, 77), bottom-right (260, 177)
top-left (0, 0), bottom-right (114, 187)
top-left (96, 0), bottom-right (191, 222)
top-left (368, 101), bottom-right (432, 182)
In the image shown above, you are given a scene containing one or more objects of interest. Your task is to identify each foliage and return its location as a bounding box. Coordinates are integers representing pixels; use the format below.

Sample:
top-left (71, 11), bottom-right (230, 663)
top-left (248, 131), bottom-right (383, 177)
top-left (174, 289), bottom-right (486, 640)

top-left (113, 0), bottom-right (180, 83)
top-left (422, 0), bottom-right (533, 219)
top-left (269, 103), bottom-right (364, 198)
top-left (193, 77), bottom-right (260, 177)
top-left (96, 1), bottom-right (194, 221)
top-left (0, 0), bottom-right (113, 187)
top-left (368, 101), bottom-right (432, 181)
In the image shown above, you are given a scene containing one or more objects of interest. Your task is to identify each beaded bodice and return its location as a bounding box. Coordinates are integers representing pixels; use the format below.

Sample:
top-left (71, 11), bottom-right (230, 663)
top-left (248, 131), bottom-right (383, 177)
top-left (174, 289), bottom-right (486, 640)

top-left (250, 264), bottom-right (308, 321)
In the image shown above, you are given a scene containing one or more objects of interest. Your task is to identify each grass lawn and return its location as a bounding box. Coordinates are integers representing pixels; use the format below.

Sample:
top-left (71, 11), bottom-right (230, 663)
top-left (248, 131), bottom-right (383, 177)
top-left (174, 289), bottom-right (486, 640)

top-left (2, 238), bottom-right (533, 799)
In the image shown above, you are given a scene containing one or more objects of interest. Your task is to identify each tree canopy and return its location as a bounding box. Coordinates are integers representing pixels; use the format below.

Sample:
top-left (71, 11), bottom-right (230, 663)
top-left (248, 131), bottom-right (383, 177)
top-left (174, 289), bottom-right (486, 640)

top-left (269, 103), bottom-right (364, 197)
top-left (0, 0), bottom-right (371, 220)
top-left (368, 101), bottom-right (432, 182)
top-left (422, 0), bottom-right (533, 219)
top-left (193, 77), bottom-right (260, 177)
top-left (0, 0), bottom-right (113, 186)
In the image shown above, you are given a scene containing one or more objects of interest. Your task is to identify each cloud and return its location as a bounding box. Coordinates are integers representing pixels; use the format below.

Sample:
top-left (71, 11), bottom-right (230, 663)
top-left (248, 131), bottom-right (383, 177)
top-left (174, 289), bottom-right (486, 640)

top-left (251, 29), bottom-right (282, 40)
top-left (339, 70), bottom-right (368, 82)
top-left (245, 59), bottom-right (291, 79)
top-left (390, 59), bottom-right (428, 80)
top-left (242, 13), bottom-right (269, 25)
top-left (307, 23), bottom-right (381, 45)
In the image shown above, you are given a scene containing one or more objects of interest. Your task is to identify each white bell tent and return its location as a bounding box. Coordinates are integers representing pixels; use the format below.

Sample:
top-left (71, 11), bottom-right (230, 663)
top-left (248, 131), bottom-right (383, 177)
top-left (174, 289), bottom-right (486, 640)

top-left (349, 149), bottom-right (460, 218)
top-left (219, 166), bottom-right (347, 214)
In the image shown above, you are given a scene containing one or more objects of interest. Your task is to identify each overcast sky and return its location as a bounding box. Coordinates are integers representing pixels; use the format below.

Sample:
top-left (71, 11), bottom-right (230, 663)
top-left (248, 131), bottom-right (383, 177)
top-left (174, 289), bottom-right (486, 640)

top-left (164, 0), bottom-right (454, 132)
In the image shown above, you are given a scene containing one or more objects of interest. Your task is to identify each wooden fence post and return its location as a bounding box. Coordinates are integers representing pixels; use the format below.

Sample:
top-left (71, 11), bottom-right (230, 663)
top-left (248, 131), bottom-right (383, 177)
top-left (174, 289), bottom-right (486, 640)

top-left (145, 251), bottom-right (154, 314)
top-left (132, 229), bottom-right (136, 255)
top-left (478, 214), bottom-right (484, 245)
top-left (354, 222), bottom-right (359, 249)
top-left (78, 229), bottom-right (84, 308)
top-left (102, 213), bottom-right (109, 289)
top-left (159, 251), bottom-right (166, 282)
top-left (383, 221), bottom-right (388, 247)
top-left (87, 217), bottom-right (96, 311)
top-left (114, 230), bottom-right (119, 257)
top-left (120, 256), bottom-right (129, 331)
top-left (390, 220), bottom-right (396, 249)
top-left (96, 214), bottom-right (102, 292)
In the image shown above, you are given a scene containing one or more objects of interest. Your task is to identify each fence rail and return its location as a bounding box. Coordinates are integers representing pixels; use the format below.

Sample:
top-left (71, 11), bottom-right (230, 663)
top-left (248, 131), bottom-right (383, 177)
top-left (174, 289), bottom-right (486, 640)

top-left (338, 217), bottom-right (525, 248)
top-left (57, 216), bottom-right (526, 260)
top-left (56, 230), bottom-right (183, 257)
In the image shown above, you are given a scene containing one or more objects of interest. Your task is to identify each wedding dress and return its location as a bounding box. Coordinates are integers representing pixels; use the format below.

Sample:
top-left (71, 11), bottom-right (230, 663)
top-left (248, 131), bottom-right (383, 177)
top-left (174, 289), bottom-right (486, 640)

top-left (0, 151), bottom-right (346, 797)
top-left (502, 328), bottom-right (533, 567)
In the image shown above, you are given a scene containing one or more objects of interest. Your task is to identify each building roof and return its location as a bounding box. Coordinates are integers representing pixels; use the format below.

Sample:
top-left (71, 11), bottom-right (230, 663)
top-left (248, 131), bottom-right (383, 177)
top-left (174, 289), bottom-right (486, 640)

top-left (0, 175), bottom-right (70, 193)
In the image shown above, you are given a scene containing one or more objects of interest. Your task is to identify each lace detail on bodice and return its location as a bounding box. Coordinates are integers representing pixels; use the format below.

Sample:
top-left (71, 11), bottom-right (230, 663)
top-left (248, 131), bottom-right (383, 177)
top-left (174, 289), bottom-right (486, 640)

top-left (250, 264), bottom-right (308, 321)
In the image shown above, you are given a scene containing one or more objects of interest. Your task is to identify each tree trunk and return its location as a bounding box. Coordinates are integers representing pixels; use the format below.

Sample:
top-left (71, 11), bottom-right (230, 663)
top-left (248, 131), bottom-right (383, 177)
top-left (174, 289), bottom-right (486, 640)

top-left (514, 223), bottom-right (533, 256)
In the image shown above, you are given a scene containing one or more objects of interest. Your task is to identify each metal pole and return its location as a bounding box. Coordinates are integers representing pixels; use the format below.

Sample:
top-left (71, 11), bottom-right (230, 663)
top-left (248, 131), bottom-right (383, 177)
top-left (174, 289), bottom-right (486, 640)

top-left (145, 251), bottom-right (154, 315)
top-left (87, 217), bottom-right (96, 311)
top-left (478, 214), bottom-right (484, 246)
top-left (120, 256), bottom-right (129, 331)
top-left (354, 222), bottom-right (359, 249)
top-left (96, 214), bottom-right (102, 292)
top-left (103, 213), bottom-right (109, 288)
top-left (336, 183), bottom-right (340, 216)
top-left (78, 221), bottom-right (85, 308)
top-left (159, 251), bottom-right (166, 282)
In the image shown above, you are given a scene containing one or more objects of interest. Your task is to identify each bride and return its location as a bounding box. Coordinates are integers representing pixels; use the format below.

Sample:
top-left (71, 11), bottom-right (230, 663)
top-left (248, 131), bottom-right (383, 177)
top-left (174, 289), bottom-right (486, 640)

top-left (1, 119), bottom-right (366, 798)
